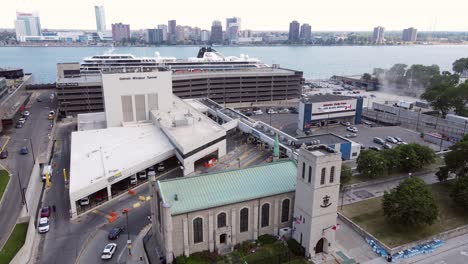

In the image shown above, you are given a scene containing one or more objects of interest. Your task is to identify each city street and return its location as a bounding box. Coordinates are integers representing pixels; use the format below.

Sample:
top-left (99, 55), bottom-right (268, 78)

top-left (0, 91), bottom-right (56, 248)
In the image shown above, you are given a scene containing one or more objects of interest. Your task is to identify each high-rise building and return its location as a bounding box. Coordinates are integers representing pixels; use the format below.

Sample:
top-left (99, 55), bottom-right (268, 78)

top-left (373, 26), bottom-right (385, 44)
top-left (168, 20), bottom-right (177, 43)
top-left (94, 6), bottom-right (106, 32)
top-left (147, 28), bottom-right (163, 44)
top-left (157, 24), bottom-right (168, 41)
top-left (176, 26), bottom-right (185, 42)
top-left (226, 17), bottom-right (241, 43)
top-left (288, 21), bottom-right (300, 42)
top-left (300, 23), bottom-right (312, 41)
top-left (210, 20), bottom-right (223, 43)
top-left (201, 30), bottom-right (210, 42)
top-left (402, 27), bottom-right (418, 42)
top-left (14, 12), bottom-right (42, 41)
top-left (241, 30), bottom-right (253, 38)
top-left (111, 23), bottom-right (130, 42)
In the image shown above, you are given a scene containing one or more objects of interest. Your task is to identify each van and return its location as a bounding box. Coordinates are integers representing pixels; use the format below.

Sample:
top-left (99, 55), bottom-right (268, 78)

top-left (137, 170), bottom-right (147, 179)
top-left (130, 175), bottom-right (137, 185)
top-left (42, 165), bottom-right (53, 181)
top-left (157, 163), bottom-right (165, 172)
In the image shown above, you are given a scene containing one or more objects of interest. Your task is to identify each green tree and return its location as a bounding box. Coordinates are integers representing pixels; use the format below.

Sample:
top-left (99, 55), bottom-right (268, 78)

top-left (411, 143), bottom-right (436, 166)
top-left (380, 149), bottom-right (400, 174)
top-left (357, 150), bottom-right (387, 178)
top-left (386, 64), bottom-right (408, 85)
top-left (436, 166), bottom-right (450, 182)
top-left (340, 164), bottom-right (353, 187)
top-left (421, 83), bottom-right (456, 116)
top-left (406, 64), bottom-right (440, 88)
top-left (444, 134), bottom-right (468, 177)
top-left (382, 177), bottom-right (439, 226)
top-left (451, 176), bottom-right (468, 209)
top-left (394, 144), bottom-right (421, 173)
top-left (362, 73), bottom-right (372, 82)
top-left (452, 57), bottom-right (468, 74)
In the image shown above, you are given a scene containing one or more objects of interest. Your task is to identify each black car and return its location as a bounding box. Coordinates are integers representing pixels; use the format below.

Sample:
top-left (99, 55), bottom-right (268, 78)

top-left (373, 137), bottom-right (385, 145)
top-left (108, 227), bottom-right (124, 240)
top-left (0, 150), bottom-right (8, 159)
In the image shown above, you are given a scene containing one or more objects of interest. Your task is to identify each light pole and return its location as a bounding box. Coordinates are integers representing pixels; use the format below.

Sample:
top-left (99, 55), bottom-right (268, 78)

top-left (237, 158), bottom-right (241, 168)
top-left (122, 208), bottom-right (131, 256)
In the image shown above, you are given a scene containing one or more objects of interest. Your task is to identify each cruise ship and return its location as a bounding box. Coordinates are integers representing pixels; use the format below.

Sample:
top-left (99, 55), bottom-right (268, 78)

top-left (80, 47), bottom-right (269, 74)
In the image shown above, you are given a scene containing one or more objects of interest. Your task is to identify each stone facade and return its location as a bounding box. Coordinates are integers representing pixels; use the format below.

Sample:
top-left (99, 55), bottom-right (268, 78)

top-left (153, 192), bottom-right (294, 262)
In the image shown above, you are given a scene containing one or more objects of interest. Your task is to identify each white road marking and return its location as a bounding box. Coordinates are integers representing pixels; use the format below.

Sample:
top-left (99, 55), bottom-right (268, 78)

top-left (116, 245), bottom-right (127, 264)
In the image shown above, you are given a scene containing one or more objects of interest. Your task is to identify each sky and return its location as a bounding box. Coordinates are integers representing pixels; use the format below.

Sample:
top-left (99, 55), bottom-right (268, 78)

top-left (3, 0), bottom-right (468, 31)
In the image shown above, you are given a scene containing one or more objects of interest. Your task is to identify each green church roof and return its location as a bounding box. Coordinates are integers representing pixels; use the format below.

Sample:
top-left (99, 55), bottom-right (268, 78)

top-left (158, 160), bottom-right (297, 215)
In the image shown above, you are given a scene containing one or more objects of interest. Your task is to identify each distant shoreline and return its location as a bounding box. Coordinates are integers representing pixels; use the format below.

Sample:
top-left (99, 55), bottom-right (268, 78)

top-left (1, 42), bottom-right (468, 48)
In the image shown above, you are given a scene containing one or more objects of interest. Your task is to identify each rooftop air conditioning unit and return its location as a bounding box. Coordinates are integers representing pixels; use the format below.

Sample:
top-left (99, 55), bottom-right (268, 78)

top-left (278, 227), bottom-right (291, 239)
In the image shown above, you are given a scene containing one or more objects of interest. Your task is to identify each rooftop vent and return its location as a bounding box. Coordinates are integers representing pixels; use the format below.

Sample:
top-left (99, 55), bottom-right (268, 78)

top-left (174, 194), bottom-right (178, 201)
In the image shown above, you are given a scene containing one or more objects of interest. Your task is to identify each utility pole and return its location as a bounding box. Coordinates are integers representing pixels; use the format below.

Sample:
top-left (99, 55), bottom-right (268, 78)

top-left (123, 208), bottom-right (131, 256)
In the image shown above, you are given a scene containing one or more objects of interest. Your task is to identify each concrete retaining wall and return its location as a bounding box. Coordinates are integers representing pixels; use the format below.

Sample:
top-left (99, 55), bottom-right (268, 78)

top-left (10, 216), bottom-right (35, 264)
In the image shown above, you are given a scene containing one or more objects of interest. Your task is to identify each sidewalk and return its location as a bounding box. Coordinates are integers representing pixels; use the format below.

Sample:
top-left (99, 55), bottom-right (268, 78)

top-left (126, 224), bottom-right (152, 264)
top-left (342, 170), bottom-right (449, 206)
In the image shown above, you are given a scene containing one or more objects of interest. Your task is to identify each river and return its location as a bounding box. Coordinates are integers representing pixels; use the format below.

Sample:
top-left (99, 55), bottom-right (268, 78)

top-left (1, 45), bottom-right (468, 83)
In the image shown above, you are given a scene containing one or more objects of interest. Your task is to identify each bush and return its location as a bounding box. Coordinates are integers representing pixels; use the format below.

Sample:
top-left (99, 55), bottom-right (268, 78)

top-left (451, 176), bottom-right (468, 209)
top-left (234, 240), bottom-right (257, 255)
top-left (287, 239), bottom-right (305, 256)
top-left (175, 251), bottom-right (219, 264)
top-left (257, 234), bottom-right (277, 245)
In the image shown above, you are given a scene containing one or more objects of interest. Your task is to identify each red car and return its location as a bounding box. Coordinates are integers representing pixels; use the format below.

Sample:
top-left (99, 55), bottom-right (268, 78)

top-left (40, 206), bottom-right (51, 217)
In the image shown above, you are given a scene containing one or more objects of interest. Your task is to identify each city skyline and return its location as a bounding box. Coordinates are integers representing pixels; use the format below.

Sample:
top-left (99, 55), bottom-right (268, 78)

top-left (3, 0), bottom-right (468, 31)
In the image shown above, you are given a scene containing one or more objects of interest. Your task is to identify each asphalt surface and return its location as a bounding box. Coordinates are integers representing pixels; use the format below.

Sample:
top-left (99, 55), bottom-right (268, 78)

top-left (36, 120), bottom-right (181, 264)
top-left (0, 91), bottom-right (56, 248)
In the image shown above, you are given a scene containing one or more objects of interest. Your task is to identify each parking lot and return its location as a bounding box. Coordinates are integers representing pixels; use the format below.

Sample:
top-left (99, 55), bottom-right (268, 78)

top-left (323, 123), bottom-right (449, 151)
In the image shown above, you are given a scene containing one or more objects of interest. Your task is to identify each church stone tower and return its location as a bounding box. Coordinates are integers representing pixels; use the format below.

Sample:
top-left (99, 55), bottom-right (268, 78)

top-left (292, 145), bottom-right (342, 258)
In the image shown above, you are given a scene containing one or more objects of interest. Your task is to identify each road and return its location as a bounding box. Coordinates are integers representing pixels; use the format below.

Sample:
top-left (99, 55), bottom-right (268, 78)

top-left (0, 91), bottom-right (56, 248)
top-left (36, 121), bottom-right (181, 263)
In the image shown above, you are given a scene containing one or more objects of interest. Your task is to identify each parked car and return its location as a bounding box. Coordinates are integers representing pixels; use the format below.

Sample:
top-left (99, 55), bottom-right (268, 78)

top-left (346, 126), bottom-right (358, 133)
top-left (345, 133), bottom-right (357, 138)
top-left (278, 108), bottom-right (289, 114)
top-left (22, 111), bottom-right (30, 117)
top-left (157, 163), bottom-right (165, 172)
top-left (40, 206), bottom-right (51, 217)
top-left (48, 110), bottom-right (55, 120)
top-left (360, 144), bottom-right (366, 150)
top-left (0, 150), bottom-right (8, 159)
top-left (244, 112), bottom-right (252, 116)
top-left (369, 146), bottom-right (380, 151)
top-left (38, 218), bottom-right (50, 233)
top-left (383, 143), bottom-right (392, 149)
top-left (397, 141), bottom-right (408, 145)
top-left (386, 136), bottom-right (398, 144)
top-left (108, 227), bottom-right (124, 240)
top-left (15, 122), bottom-right (23, 129)
top-left (267, 109), bottom-right (277, 114)
top-left (130, 174), bottom-right (138, 185)
top-left (394, 137), bottom-right (403, 142)
top-left (94, 192), bottom-right (106, 202)
top-left (36, 97), bottom-right (43, 102)
top-left (20, 146), bottom-right (29, 155)
top-left (137, 170), bottom-right (147, 179)
top-left (373, 137), bottom-right (385, 145)
top-left (79, 197), bottom-right (90, 206)
top-left (101, 243), bottom-right (117, 260)
top-left (341, 121), bottom-right (351, 126)
top-left (288, 107), bottom-right (298, 114)
top-left (18, 117), bottom-right (26, 124)
top-left (253, 110), bottom-right (263, 115)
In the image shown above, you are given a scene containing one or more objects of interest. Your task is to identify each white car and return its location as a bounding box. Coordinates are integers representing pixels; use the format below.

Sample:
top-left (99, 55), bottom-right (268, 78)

top-left (386, 136), bottom-right (398, 144)
top-left (79, 197), bottom-right (90, 206)
top-left (253, 110), bottom-right (263, 115)
top-left (38, 217), bottom-right (49, 233)
top-left (267, 109), bottom-right (277, 114)
top-left (101, 243), bottom-right (117, 260)
top-left (23, 111), bottom-right (30, 117)
top-left (18, 118), bottom-right (26, 124)
top-left (137, 170), bottom-right (147, 179)
top-left (346, 126), bottom-right (358, 133)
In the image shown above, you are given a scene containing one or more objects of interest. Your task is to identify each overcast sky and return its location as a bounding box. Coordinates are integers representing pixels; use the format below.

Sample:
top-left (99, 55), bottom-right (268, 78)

top-left (3, 0), bottom-right (468, 31)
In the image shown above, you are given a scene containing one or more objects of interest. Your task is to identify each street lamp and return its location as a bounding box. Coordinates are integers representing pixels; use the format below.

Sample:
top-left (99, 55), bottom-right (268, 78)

top-left (122, 208), bottom-right (131, 256)
top-left (26, 138), bottom-right (35, 163)
top-left (15, 172), bottom-right (28, 213)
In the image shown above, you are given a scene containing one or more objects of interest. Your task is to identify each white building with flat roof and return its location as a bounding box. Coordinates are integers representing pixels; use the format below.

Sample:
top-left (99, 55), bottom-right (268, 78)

top-left (69, 70), bottom-right (227, 218)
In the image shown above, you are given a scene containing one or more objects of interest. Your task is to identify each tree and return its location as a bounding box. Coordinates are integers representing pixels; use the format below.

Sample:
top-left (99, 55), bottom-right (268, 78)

top-left (444, 134), bottom-right (468, 177)
top-left (406, 64), bottom-right (440, 88)
top-left (421, 83), bottom-right (456, 116)
top-left (341, 164), bottom-right (353, 187)
top-left (385, 64), bottom-right (408, 85)
top-left (357, 150), bottom-right (387, 178)
top-left (380, 149), bottom-right (400, 174)
top-left (362, 73), bottom-right (372, 82)
top-left (452, 57), bottom-right (468, 74)
top-left (394, 144), bottom-right (421, 173)
top-left (382, 177), bottom-right (438, 226)
top-left (451, 176), bottom-right (468, 209)
top-left (436, 166), bottom-right (450, 182)
top-left (411, 143), bottom-right (436, 166)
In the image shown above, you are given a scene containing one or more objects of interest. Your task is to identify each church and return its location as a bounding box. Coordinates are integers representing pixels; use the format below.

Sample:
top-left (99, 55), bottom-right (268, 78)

top-left (150, 144), bottom-right (342, 263)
